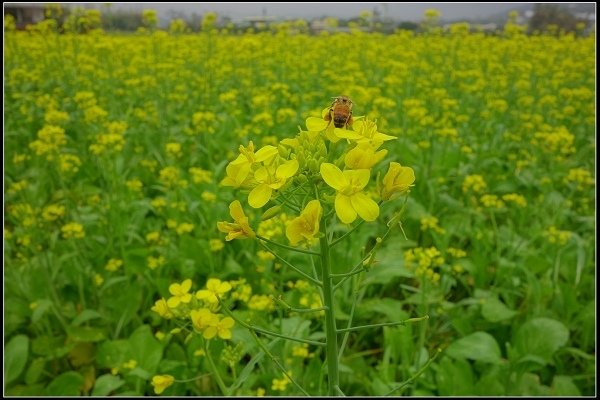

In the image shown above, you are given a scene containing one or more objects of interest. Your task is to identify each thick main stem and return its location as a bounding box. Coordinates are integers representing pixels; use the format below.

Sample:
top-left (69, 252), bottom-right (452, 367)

top-left (319, 220), bottom-right (340, 396)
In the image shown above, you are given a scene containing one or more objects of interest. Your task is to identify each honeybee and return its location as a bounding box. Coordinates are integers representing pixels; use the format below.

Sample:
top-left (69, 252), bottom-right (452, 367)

top-left (324, 95), bottom-right (353, 128)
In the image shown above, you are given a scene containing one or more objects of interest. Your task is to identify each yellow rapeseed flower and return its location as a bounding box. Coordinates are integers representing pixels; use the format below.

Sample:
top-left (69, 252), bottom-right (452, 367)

top-left (203, 315), bottom-right (235, 340)
top-left (151, 375), bottom-right (175, 395)
top-left (285, 200), bottom-right (322, 246)
top-left (196, 278), bottom-right (232, 304)
top-left (320, 163), bottom-right (379, 224)
top-left (248, 159), bottom-right (299, 208)
top-left (167, 279), bottom-right (193, 308)
top-left (217, 200), bottom-right (256, 241)
top-left (221, 142), bottom-right (278, 188)
top-left (381, 162), bottom-right (416, 201)
top-left (151, 298), bottom-right (174, 319)
top-left (344, 142), bottom-right (388, 169)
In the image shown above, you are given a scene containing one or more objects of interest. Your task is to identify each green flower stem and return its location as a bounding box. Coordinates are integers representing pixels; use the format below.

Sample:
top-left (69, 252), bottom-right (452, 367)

top-left (277, 189), bottom-right (302, 212)
top-left (319, 219), bottom-right (340, 396)
top-left (203, 340), bottom-right (230, 395)
top-left (220, 302), bottom-right (325, 346)
top-left (332, 254), bottom-right (371, 291)
top-left (335, 385), bottom-right (346, 396)
top-left (384, 348), bottom-right (442, 396)
top-left (258, 241), bottom-right (322, 286)
top-left (336, 315), bottom-right (429, 333)
top-left (248, 329), bottom-right (310, 396)
top-left (338, 274), bottom-right (366, 363)
top-left (270, 295), bottom-right (328, 313)
top-left (174, 373), bottom-right (212, 383)
top-left (256, 235), bottom-right (320, 256)
top-left (330, 267), bottom-right (367, 278)
top-left (330, 219), bottom-right (365, 247)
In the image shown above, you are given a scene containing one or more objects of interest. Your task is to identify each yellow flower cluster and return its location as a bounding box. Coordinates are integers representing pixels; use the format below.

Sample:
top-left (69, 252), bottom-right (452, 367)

top-left (404, 247), bottom-right (445, 284)
top-left (218, 104), bottom-right (415, 242)
top-left (271, 371), bottom-right (292, 392)
top-left (531, 126), bottom-right (575, 158)
top-left (29, 125), bottom-right (67, 160)
top-left (61, 222), bottom-right (85, 239)
top-left (462, 174), bottom-right (487, 193)
top-left (502, 193), bottom-right (528, 208)
top-left (480, 194), bottom-right (505, 209)
top-left (89, 121), bottom-right (127, 155)
top-left (104, 258), bottom-right (123, 272)
top-left (545, 226), bottom-right (572, 245)
top-left (151, 278), bottom-right (237, 340)
top-left (420, 216), bottom-right (446, 234)
top-left (564, 168), bottom-right (594, 189)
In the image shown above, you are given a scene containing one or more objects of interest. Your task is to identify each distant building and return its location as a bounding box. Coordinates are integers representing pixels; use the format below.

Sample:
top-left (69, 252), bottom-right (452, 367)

top-left (4, 3), bottom-right (45, 29)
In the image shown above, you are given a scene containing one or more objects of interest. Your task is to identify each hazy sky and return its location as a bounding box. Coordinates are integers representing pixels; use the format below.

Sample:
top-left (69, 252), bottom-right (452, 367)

top-left (70, 2), bottom-right (530, 21)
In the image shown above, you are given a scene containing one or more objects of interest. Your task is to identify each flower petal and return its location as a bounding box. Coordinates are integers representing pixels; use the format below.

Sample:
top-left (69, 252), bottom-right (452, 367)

top-left (306, 116), bottom-right (328, 131)
top-left (248, 184), bottom-right (272, 208)
top-left (203, 326), bottom-right (217, 340)
top-left (286, 218), bottom-right (305, 246)
top-left (343, 169), bottom-right (371, 190)
top-left (181, 279), bottom-right (192, 292)
top-left (351, 192), bottom-right (379, 221)
top-left (255, 145), bottom-right (279, 162)
top-left (229, 200), bottom-right (245, 221)
top-left (335, 193), bottom-right (357, 224)
top-left (334, 128), bottom-right (362, 140)
top-left (276, 159), bottom-right (299, 179)
top-left (320, 163), bottom-right (347, 191)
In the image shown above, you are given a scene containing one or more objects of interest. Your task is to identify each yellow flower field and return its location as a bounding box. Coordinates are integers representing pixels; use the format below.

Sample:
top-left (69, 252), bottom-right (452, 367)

top-left (4, 10), bottom-right (595, 396)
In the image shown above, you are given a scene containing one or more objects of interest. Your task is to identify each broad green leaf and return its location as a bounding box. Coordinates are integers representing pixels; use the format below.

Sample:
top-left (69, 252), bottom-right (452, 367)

top-left (446, 331), bottom-right (502, 364)
top-left (513, 318), bottom-right (569, 365)
top-left (31, 299), bottom-right (53, 324)
top-left (5, 384), bottom-right (46, 396)
top-left (550, 376), bottom-right (581, 396)
top-left (435, 357), bottom-right (474, 396)
top-left (46, 371), bottom-right (84, 396)
top-left (66, 326), bottom-right (107, 342)
top-left (230, 338), bottom-right (281, 392)
top-left (357, 298), bottom-right (409, 322)
top-left (481, 297), bottom-right (518, 322)
top-left (25, 358), bottom-right (46, 385)
top-left (96, 340), bottom-right (129, 368)
top-left (128, 325), bottom-right (163, 374)
top-left (71, 309), bottom-right (103, 326)
top-left (5, 334), bottom-right (29, 384)
top-left (31, 335), bottom-right (73, 359)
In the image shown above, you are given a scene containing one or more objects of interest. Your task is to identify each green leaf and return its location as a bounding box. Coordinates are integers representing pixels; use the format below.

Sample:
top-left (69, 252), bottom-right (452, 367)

top-left (5, 383), bottom-right (46, 396)
top-left (513, 318), bottom-right (569, 365)
top-left (128, 325), bottom-right (163, 374)
top-left (31, 335), bottom-right (73, 359)
top-left (92, 374), bottom-right (125, 396)
top-left (357, 298), bottom-right (409, 322)
top-left (446, 331), bottom-right (502, 364)
top-left (31, 299), bottom-right (53, 324)
top-left (435, 357), bottom-right (474, 395)
top-left (96, 340), bottom-right (129, 369)
top-left (71, 309), bottom-right (103, 326)
top-left (481, 297), bottom-right (518, 322)
top-left (230, 338), bottom-right (280, 392)
top-left (66, 326), bottom-right (107, 342)
top-left (46, 371), bottom-right (84, 396)
top-left (5, 334), bottom-right (29, 384)
top-left (25, 358), bottom-right (46, 385)
top-left (550, 376), bottom-right (581, 396)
